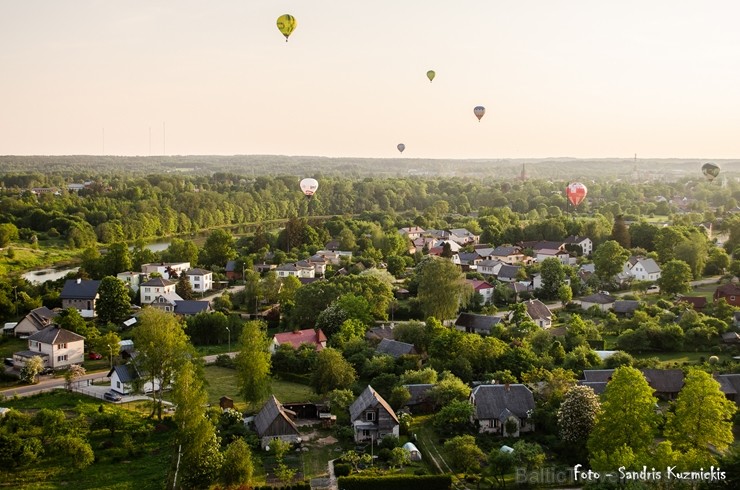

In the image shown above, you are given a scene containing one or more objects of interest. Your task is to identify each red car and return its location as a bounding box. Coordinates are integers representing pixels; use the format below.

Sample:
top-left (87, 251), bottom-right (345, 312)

top-left (88, 352), bottom-right (103, 360)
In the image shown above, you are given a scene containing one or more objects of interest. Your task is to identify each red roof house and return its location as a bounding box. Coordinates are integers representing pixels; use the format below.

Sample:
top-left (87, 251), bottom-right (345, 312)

top-left (271, 328), bottom-right (328, 354)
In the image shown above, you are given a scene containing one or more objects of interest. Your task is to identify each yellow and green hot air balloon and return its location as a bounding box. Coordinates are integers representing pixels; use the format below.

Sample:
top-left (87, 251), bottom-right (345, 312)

top-left (277, 14), bottom-right (297, 42)
top-left (426, 70), bottom-right (436, 83)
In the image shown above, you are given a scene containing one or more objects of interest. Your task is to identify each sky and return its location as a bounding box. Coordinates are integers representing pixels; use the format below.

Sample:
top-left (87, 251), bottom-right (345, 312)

top-left (2, 1), bottom-right (740, 160)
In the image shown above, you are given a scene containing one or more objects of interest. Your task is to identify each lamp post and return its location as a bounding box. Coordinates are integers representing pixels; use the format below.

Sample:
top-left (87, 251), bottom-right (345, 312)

top-left (225, 326), bottom-right (231, 353)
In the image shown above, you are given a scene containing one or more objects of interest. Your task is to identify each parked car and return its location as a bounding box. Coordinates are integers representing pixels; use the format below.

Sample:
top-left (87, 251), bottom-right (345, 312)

top-left (40, 366), bottom-right (54, 375)
top-left (103, 391), bottom-right (122, 402)
top-left (646, 285), bottom-right (660, 294)
top-left (88, 352), bottom-right (103, 360)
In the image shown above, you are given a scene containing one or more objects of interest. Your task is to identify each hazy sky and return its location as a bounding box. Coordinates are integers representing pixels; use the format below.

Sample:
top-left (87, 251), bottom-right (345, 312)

top-left (2, 1), bottom-right (740, 159)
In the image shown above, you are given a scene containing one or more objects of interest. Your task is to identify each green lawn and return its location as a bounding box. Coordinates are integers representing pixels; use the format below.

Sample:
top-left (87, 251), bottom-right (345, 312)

top-left (201, 365), bottom-right (320, 412)
top-left (0, 243), bottom-right (80, 277)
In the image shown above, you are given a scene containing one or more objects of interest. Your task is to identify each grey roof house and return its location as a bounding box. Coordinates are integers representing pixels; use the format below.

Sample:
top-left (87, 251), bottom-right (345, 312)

top-left (349, 385), bottom-right (399, 443)
top-left (470, 384), bottom-right (535, 436)
top-left (253, 395), bottom-right (301, 449)
top-left (60, 278), bottom-right (101, 318)
top-left (375, 338), bottom-right (417, 359)
top-left (454, 312), bottom-right (503, 335)
top-left (12, 306), bottom-right (58, 337)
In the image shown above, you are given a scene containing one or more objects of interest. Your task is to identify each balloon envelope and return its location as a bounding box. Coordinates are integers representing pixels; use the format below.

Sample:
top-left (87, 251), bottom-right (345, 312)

top-left (277, 14), bottom-right (297, 41)
top-left (702, 162), bottom-right (720, 182)
top-left (566, 182), bottom-right (588, 207)
top-left (300, 178), bottom-right (318, 197)
top-left (397, 143), bottom-right (405, 153)
top-left (426, 70), bottom-right (435, 82)
top-left (473, 106), bottom-right (485, 121)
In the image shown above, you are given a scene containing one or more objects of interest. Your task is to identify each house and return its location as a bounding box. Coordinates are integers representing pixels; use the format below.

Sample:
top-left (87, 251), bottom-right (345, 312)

top-left (490, 246), bottom-right (526, 265)
top-left (254, 395), bottom-right (301, 449)
top-left (714, 374), bottom-right (740, 405)
top-left (149, 293), bottom-right (184, 313)
top-left (536, 248), bottom-right (573, 265)
top-left (12, 306), bottom-right (58, 338)
top-left (366, 324), bottom-right (396, 342)
top-left (140, 277), bottom-right (177, 304)
top-left (714, 283), bottom-right (740, 307)
top-left (174, 300), bottom-right (212, 316)
top-left (13, 325), bottom-right (84, 371)
top-left (225, 260), bottom-right (243, 281)
top-left (448, 228), bottom-right (480, 246)
top-left (469, 384), bottom-right (535, 436)
top-left (455, 312), bottom-right (503, 335)
top-left (477, 260), bottom-right (504, 277)
top-left (402, 442), bottom-right (422, 462)
top-left (349, 385), bottom-right (399, 443)
top-left (578, 292), bottom-right (616, 312)
top-left (307, 255), bottom-right (328, 276)
top-left (623, 257), bottom-right (662, 282)
top-left (676, 296), bottom-right (708, 310)
top-left (564, 235), bottom-right (593, 256)
top-left (141, 262), bottom-right (190, 280)
top-left (457, 252), bottom-right (483, 270)
top-left (375, 338), bottom-right (417, 359)
top-left (521, 240), bottom-right (566, 254)
top-left (107, 364), bottom-right (160, 395)
top-left (60, 278), bottom-right (101, 318)
top-left (613, 300), bottom-right (640, 316)
top-left (466, 279), bottom-right (495, 303)
top-left (271, 328), bottom-right (328, 353)
top-left (398, 227), bottom-right (425, 240)
top-left (523, 299), bottom-right (553, 328)
top-left (185, 268), bottom-right (213, 293)
top-left (582, 369), bottom-right (684, 400)
top-left (402, 384), bottom-right (435, 413)
top-left (276, 262), bottom-right (316, 279)
top-left (117, 271), bottom-right (146, 293)
top-left (496, 264), bottom-right (521, 283)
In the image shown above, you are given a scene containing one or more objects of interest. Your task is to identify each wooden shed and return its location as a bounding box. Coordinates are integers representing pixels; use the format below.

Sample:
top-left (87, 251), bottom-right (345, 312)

top-left (253, 395), bottom-right (300, 449)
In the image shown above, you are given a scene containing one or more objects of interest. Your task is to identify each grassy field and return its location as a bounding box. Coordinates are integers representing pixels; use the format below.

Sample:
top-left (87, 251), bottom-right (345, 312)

top-left (0, 243), bottom-right (80, 277)
top-left (0, 391), bottom-right (175, 490)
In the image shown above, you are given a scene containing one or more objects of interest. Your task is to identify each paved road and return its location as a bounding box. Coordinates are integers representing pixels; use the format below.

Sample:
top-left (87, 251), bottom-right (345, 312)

top-left (0, 370), bottom-right (110, 398)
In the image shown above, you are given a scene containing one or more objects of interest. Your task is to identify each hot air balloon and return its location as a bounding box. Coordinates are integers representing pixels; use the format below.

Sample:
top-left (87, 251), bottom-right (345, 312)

top-left (566, 182), bottom-right (588, 207)
top-left (277, 14), bottom-right (297, 42)
top-left (702, 162), bottom-right (720, 182)
top-left (397, 143), bottom-right (405, 154)
top-left (473, 106), bottom-right (485, 122)
top-left (300, 178), bottom-right (318, 197)
top-left (426, 70), bottom-right (435, 83)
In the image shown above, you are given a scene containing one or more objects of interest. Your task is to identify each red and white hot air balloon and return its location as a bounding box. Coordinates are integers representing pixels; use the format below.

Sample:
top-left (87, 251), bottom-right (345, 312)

top-left (299, 178), bottom-right (319, 198)
top-left (566, 182), bottom-right (588, 207)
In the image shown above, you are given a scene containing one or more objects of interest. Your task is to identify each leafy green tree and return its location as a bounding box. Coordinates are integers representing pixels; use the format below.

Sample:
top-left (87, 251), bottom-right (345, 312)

top-left (705, 247), bottom-right (731, 275)
top-left (443, 435), bottom-right (485, 474)
top-left (96, 276), bottom-right (131, 325)
top-left (434, 400), bottom-right (475, 435)
top-left (20, 356), bottom-right (44, 384)
top-left (221, 438), bottom-right (254, 488)
top-left (235, 320), bottom-right (272, 409)
top-left (53, 435), bottom-right (94, 469)
top-left (587, 366), bottom-right (659, 466)
top-left (328, 388), bottom-right (355, 425)
top-left (428, 374), bottom-right (471, 408)
top-left (388, 447), bottom-right (411, 469)
top-left (592, 240), bottom-right (630, 282)
top-left (101, 242), bottom-right (132, 276)
top-left (311, 348), bottom-right (357, 394)
top-left (63, 364), bottom-right (86, 390)
top-left (674, 236), bottom-right (709, 279)
top-left (200, 229), bottom-right (237, 269)
top-left (558, 385), bottom-right (600, 459)
top-left (657, 259), bottom-right (693, 295)
top-left (400, 367), bottom-right (438, 385)
top-left (56, 307), bottom-right (94, 337)
top-left (664, 369), bottom-right (736, 457)
top-left (416, 257), bottom-right (473, 320)
top-left (512, 440), bottom-right (546, 471)
top-left (488, 448), bottom-right (515, 488)
top-left (539, 258), bottom-right (566, 300)
top-left (176, 274), bottom-right (194, 300)
top-left (173, 360), bottom-right (223, 488)
top-left (557, 283), bottom-right (573, 305)
top-left (91, 330), bottom-right (122, 369)
top-left (162, 237), bottom-right (200, 266)
top-left (0, 222), bottom-right (19, 247)
top-left (610, 215), bottom-right (631, 248)
top-left (131, 308), bottom-right (192, 419)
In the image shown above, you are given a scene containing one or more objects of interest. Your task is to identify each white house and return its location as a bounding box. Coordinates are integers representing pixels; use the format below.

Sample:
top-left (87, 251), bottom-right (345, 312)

top-left (185, 268), bottom-right (213, 293)
top-left (467, 279), bottom-right (495, 304)
top-left (140, 277), bottom-right (177, 304)
top-left (107, 364), bottom-right (161, 395)
top-left (276, 262), bottom-right (316, 279)
top-left (141, 262), bottom-right (190, 280)
top-left (117, 271), bottom-right (145, 293)
top-left (13, 325), bottom-right (84, 371)
top-left (398, 226), bottom-right (425, 240)
top-left (448, 228), bottom-right (480, 246)
top-left (624, 257), bottom-right (662, 282)
top-left (478, 259), bottom-right (504, 277)
top-left (564, 235), bottom-right (593, 256)
top-left (536, 249), bottom-right (574, 265)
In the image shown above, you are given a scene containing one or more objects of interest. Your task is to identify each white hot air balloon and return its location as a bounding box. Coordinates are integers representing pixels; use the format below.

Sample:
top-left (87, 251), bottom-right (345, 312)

top-left (473, 106), bottom-right (486, 122)
top-left (299, 178), bottom-right (319, 197)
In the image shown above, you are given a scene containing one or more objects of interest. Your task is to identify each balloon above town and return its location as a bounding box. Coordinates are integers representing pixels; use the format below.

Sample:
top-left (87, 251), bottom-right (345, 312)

top-left (397, 143), bottom-right (405, 153)
top-left (566, 182), bottom-right (588, 207)
top-left (473, 106), bottom-right (486, 122)
top-left (702, 162), bottom-right (720, 182)
top-left (426, 70), bottom-right (436, 83)
top-left (276, 14), bottom-right (297, 41)
top-left (299, 178), bottom-right (318, 197)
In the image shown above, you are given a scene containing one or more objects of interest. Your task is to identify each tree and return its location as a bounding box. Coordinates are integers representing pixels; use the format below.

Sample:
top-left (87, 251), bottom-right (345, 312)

top-left (131, 308), bottom-right (191, 419)
top-left (96, 276), bottom-right (131, 325)
top-left (539, 258), bottom-right (566, 300)
top-left (20, 356), bottom-right (44, 384)
top-left (557, 385), bottom-right (600, 458)
top-left (234, 320), bottom-right (272, 409)
top-left (162, 237), bottom-right (200, 266)
top-left (176, 274), bottom-right (194, 300)
top-left (592, 240), bottom-right (629, 282)
top-left (434, 400), bottom-right (475, 435)
top-left (0, 222), bottom-right (19, 247)
top-left (63, 364), bottom-right (86, 390)
top-left (664, 369), bottom-right (736, 457)
top-left (512, 440), bottom-right (545, 472)
top-left (657, 259), bottom-right (693, 295)
top-left (488, 448), bottom-right (515, 488)
top-left (172, 360), bottom-right (223, 488)
top-left (428, 374), bottom-right (471, 408)
top-left (587, 366), bottom-right (659, 466)
top-left (101, 242), bottom-right (132, 276)
top-left (388, 447), bottom-right (411, 469)
top-left (91, 330), bottom-right (122, 369)
top-left (416, 257), bottom-right (473, 320)
top-left (328, 388), bottom-right (355, 425)
top-left (443, 435), bottom-right (485, 474)
top-left (611, 215), bottom-right (631, 248)
top-left (200, 229), bottom-right (237, 269)
top-left (311, 348), bottom-right (357, 394)
top-left (220, 438), bottom-right (254, 489)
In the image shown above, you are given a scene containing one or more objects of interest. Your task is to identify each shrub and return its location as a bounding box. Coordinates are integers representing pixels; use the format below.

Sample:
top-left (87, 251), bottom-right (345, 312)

top-left (215, 354), bottom-right (235, 368)
top-left (334, 463), bottom-right (352, 477)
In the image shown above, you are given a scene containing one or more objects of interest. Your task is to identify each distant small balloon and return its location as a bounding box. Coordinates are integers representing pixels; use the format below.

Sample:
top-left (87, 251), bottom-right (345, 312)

top-left (473, 106), bottom-right (486, 122)
top-left (426, 70), bottom-right (436, 83)
top-left (397, 143), bottom-right (405, 154)
top-left (276, 14), bottom-right (297, 42)
top-left (702, 162), bottom-right (720, 182)
top-left (299, 178), bottom-right (318, 197)
top-left (566, 182), bottom-right (588, 207)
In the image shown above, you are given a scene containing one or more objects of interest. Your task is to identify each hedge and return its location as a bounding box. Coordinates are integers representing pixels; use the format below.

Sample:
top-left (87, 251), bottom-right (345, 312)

top-left (337, 474), bottom-right (452, 490)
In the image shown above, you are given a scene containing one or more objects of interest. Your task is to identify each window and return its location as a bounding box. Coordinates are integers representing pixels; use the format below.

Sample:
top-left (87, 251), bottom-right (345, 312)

top-left (116, 381), bottom-right (121, 388)
top-left (145, 296), bottom-right (151, 301)
top-left (57, 355), bottom-right (68, 362)
top-left (58, 343), bottom-right (67, 349)
top-left (365, 411), bottom-right (375, 422)
top-left (362, 430), bottom-right (370, 437)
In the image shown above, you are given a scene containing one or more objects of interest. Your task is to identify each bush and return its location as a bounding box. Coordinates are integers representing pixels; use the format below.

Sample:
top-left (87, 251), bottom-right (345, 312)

top-left (214, 354), bottom-right (235, 368)
top-left (334, 463), bottom-right (352, 477)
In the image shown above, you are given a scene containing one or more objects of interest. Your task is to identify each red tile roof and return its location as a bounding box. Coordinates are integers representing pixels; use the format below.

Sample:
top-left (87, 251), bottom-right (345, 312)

top-left (274, 328), bottom-right (327, 350)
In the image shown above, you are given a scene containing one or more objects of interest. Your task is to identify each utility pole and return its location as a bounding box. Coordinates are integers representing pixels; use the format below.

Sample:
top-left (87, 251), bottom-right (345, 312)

top-left (225, 326), bottom-right (231, 353)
